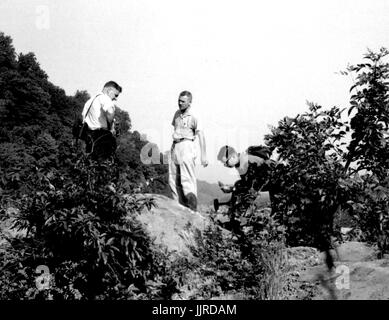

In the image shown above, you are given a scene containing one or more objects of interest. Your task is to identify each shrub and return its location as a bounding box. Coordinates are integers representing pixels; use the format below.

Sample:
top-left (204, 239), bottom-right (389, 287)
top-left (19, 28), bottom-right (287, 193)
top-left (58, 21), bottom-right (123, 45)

top-left (0, 155), bottom-right (177, 300)
top-left (342, 48), bottom-right (389, 252)
top-left (187, 203), bottom-right (287, 300)
top-left (265, 103), bottom-right (349, 248)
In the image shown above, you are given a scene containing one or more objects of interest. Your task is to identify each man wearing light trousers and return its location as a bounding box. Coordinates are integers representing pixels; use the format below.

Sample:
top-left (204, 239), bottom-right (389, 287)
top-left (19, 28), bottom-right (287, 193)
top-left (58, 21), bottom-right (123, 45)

top-left (169, 91), bottom-right (208, 211)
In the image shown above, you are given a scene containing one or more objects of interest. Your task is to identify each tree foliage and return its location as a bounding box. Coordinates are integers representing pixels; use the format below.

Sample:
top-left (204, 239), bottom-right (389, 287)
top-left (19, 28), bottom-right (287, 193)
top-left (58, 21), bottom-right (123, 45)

top-left (264, 103), bottom-right (349, 246)
top-left (346, 48), bottom-right (389, 177)
top-left (343, 48), bottom-right (389, 247)
top-left (263, 48), bottom-right (389, 252)
top-left (0, 32), bottom-right (169, 201)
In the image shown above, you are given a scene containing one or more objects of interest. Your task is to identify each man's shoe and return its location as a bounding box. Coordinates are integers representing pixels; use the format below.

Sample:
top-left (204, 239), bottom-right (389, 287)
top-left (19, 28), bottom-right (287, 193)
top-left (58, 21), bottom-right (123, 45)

top-left (186, 193), bottom-right (198, 211)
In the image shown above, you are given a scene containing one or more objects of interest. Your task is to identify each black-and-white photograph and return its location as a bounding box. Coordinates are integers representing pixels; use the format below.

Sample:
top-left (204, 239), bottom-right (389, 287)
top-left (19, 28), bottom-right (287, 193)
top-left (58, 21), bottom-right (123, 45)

top-left (0, 0), bottom-right (388, 311)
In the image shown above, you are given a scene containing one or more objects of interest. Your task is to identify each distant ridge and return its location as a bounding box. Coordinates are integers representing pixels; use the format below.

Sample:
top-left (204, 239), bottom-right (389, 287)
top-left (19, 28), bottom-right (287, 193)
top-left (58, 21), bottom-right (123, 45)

top-left (197, 179), bottom-right (229, 205)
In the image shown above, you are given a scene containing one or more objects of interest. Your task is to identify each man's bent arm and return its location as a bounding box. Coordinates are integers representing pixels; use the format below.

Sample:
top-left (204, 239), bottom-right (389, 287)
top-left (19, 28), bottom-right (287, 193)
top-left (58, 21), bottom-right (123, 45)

top-left (105, 109), bottom-right (115, 130)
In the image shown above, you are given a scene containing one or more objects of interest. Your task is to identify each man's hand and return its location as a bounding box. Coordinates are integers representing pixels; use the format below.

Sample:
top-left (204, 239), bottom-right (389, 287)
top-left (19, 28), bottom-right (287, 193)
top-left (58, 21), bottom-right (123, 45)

top-left (201, 158), bottom-right (208, 167)
top-left (218, 181), bottom-right (233, 193)
top-left (110, 118), bottom-right (119, 136)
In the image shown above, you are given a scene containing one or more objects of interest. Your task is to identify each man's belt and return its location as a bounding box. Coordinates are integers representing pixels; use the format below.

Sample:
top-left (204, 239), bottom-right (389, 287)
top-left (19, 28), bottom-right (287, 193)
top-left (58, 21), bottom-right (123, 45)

top-left (173, 138), bottom-right (194, 144)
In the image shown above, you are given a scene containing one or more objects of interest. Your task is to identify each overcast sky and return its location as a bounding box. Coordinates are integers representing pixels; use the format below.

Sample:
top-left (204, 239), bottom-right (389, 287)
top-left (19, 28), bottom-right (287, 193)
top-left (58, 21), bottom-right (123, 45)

top-left (1, 0), bottom-right (388, 183)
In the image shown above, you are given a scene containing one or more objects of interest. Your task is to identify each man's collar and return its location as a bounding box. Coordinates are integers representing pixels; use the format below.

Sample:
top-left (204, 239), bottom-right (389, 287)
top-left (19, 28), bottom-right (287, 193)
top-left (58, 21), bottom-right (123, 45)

top-left (179, 106), bottom-right (192, 117)
top-left (101, 91), bottom-right (113, 101)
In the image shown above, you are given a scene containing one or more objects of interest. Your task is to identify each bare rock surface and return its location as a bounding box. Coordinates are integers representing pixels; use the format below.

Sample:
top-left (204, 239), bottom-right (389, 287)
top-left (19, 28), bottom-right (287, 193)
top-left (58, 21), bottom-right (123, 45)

top-left (293, 241), bottom-right (389, 300)
top-left (135, 194), bottom-right (209, 256)
top-left (336, 241), bottom-right (378, 262)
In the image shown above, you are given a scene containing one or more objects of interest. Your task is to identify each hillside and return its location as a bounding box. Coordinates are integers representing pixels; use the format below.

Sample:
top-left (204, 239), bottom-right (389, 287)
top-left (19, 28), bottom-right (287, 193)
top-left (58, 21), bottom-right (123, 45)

top-left (0, 31), bottom-right (169, 200)
top-left (4, 194), bottom-right (388, 300)
top-left (197, 179), bottom-right (229, 205)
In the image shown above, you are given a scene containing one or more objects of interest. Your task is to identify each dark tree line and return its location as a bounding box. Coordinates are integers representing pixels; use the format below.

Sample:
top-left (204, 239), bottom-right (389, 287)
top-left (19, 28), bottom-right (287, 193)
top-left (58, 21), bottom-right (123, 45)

top-left (0, 32), bottom-right (170, 204)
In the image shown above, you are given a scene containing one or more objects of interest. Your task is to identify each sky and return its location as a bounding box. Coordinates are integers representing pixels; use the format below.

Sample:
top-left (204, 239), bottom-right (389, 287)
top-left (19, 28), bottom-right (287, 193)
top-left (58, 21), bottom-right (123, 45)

top-left (1, 0), bottom-right (388, 183)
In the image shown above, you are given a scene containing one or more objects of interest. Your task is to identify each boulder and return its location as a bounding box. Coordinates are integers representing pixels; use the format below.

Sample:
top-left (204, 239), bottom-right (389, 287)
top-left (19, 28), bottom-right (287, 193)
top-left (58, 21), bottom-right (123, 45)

top-left (135, 194), bottom-right (210, 256)
top-left (336, 241), bottom-right (377, 262)
top-left (286, 246), bottom-right (322, 269)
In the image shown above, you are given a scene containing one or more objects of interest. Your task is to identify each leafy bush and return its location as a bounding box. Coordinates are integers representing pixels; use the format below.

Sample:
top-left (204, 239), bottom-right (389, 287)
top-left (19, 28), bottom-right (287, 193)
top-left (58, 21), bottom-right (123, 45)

top-left (340, 173), bottom-right (389, 243)
top-left (0, 155), bottom-right (176, 300)
top-left (262, 48), bottom-right (389, 255)
top-left (186, 203), bottom-right (287, 300)
top-left (264, 103), bottom-right (349, 248)
top-left (343, 48), bottom-right (389, 250)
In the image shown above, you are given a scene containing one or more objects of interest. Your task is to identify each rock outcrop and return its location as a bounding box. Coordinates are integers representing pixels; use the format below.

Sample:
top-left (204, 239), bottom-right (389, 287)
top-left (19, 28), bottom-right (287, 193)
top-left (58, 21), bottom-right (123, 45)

top-left (293, 241), bottom-right (389, 300)
top-left (135, 194), bottom-right (210, 256)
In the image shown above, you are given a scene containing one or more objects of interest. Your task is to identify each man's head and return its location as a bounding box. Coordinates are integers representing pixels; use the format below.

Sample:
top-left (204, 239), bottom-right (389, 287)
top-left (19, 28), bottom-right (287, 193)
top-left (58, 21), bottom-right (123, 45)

top-left (178, 91), bottom-right (192, 112)
top-left (217, 145), bottom-right (240, 167)
top-left (103, 81), bottom-right (122, 101)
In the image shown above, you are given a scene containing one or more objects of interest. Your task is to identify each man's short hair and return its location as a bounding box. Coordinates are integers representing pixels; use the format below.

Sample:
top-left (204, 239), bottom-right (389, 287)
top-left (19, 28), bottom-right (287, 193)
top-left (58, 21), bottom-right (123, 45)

top-left (217, 145), bottom-right (237, 162)
top-left (179, 90), bottom-right (192, 102)
top-left (104, 81), bottom-right (122, 93)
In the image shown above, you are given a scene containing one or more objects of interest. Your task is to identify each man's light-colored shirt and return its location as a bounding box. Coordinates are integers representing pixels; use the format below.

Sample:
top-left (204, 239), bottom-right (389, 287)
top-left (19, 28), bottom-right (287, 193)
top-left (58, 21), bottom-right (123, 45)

top-left (171, 107), bottom-right (201, 141)
top-left (82, 92), bottom-right (115, 130)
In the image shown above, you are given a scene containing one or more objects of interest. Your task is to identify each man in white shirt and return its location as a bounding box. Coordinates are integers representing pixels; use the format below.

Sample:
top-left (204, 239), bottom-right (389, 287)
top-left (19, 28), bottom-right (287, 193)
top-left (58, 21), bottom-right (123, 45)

top-left (169, 91), bottom-right (208, 211)
top-left (82, 81), bottom-right (122, 159)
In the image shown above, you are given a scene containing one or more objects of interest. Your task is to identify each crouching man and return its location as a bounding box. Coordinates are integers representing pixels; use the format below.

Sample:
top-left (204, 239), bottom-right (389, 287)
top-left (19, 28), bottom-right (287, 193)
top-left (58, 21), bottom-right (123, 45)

top-left (216, 145), bottom-right (272, 214)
